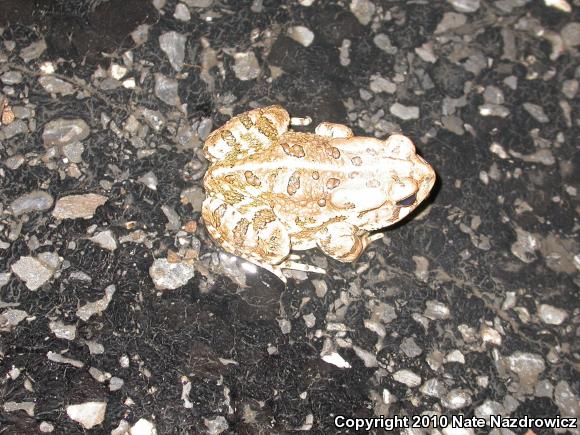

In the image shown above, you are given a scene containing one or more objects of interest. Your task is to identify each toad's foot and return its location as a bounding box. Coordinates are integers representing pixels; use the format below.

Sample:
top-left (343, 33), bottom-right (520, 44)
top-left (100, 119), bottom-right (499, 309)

top-left (290, 116), bottom-right (312, 126)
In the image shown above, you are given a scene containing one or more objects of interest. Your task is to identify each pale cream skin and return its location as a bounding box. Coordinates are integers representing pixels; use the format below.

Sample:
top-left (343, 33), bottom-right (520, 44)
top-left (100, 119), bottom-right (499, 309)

top-left (202, 105), bottom-right (436, 282)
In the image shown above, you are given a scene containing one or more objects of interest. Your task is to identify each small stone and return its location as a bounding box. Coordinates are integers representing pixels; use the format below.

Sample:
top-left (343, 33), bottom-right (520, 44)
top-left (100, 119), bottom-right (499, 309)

top-left (84, 340), bottom-right (105, 354)
top-left (523, 102), bottom-right (549, 123)
top-left (554, 381), bottom-right (580, 421)
top-left (76, 285), bottom-right (116, 321)
top-left (426, 350), bottom-right (445, 371)
top-left (4, 154), bottom-right (25, 170)
top-left (420, 378), bottom-right (447, 398)
top-left (511, 226), bottom-right (539, 263)
top-left (154, 73), bottom-right (181, 107)
top-left (505, 352), bottom-right (545, 393)
top-left (400, 337), bottom-right (422, 358)
top-left (369, 74), bottom-right (397, 94)
top-left (61, 142), bottom-right (85, 163)
top-left (562, 79), bottom-right (578, 99)
top-left (47, 351), bottom-right (84, 368)
top-left (445, 350), bottom-right (465, 364)
top-left (393, 369), bottom-right (421, 387)
top-left (441, 388), bottom-right (472, 409)
top-left (537, 304), bottom-right (568, 325)
top-left (149, 258), bottom-right (195, 290)
top-left (49, 320), bottom-right (77, 340)
top-left (90, 230), bottom-right (118, 251)
top-left (481, 325), bottom-right (502, 346)
top-left (479, 104), bottom-right (510, 118)
top-left (119, 355), bottom-right (130, 368)
top-left (139, 108), bottom-right (165, 131)
top-left (321, 352), bottom-right (351, 368)
top-left (109, 377), bottom-right (124, 392)
top-left (287, 26), bottom-right (314, 47)
top-left (535, 379), bottom-right (554, 398)
top-left (130, 418), bottom-right (157, 435)
top-left (10, 191), bottom-right (54, 216)
top-left (39, 421), bottom-right (55, 432)
top-left (0, 272), bottom-right (11, 289)
top-left (20, 39), bottom-right (47, 62)
top-left (447, 0), bottom-right (480, 13)
top-left (504, 75), bottom-right (518, 90)
top-left (352, 346), bottom-right (378, 367)
top-left (52, 194), bottom-right (108, 220)
top-left (0, 309), bottom-right (28, 330)
top-left (66, 402), bottom-right (107, 430)
top-left (11, 253), bottom-right (61, 291)
top-left (424, 300), bottom-right (450, 320)
top-left (89, 367), bottom-right (110, 383)
top-left (159, 31), bottom-right (187, 72)
top-left (441, 116), bottom-right (464, 135)
top-left (373, 34), bottom-right (397, 54)
top-left (38, 76), bottom-right (75, 96)
top-left (42, 118), bottom-right (90, 147)
top-left (183, 0), bottom-right (213, 6)
top-left (131, 24), bottom-right (150, 45)
top-left (312, 279), bottom-right (327, 298)
top-left (204, 416), bottom-right (228, 435)
top-left (1, 71), bottom-right (23, 85)
top-left (278, 318), bottom-right (292, 334)
top-left (174, 3), bottom-right (191, 21)
top-left (561, 22), bottom-right (580, 47)
top-left (350, 0), bottom-right (375, 25)
top-left (109, 64), bottom-right (127, 80)
top-left (435, 12), bottom-right (467, 34)
top-left (483, 86), bottom-right (505, 105)
top-left (475, 400), bottom-right (505, 423)
top-left (138, 171), bottom-right (159, 191)
top-left (3, 401), bottom-right (35, 417)
top-left (415, 42), bottom-right (437, 63)
top-left (390, 103), bottom-right (420, 120)
top-left (232, 52), bottom-right (260, 81)
top-left (2, 120), bottom-right (29, 138)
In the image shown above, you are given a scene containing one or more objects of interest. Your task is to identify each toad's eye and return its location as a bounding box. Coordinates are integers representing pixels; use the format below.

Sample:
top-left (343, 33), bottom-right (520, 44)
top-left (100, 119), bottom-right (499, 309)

top-left (396, 193), bottom-right (416, 207)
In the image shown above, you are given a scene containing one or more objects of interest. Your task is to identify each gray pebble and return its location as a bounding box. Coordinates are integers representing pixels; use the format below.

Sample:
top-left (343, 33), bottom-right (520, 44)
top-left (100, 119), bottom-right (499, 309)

top-left (537, 304), bottom-right (568, 325)
top-left (390, 103), bottom-right (420, 120)
top-left (523, 102), bottom-right (549, 123)
top-left (43, 118), bottom-right (90, 147)
top-left (400, 337), bottom-right (423, 358)
top-left (10, 191), bottom-right (54, 216)
top-left (350, 0), bottom-right (375, 25)
top-left (1, 71), bottom-right (23, 85)
top-left (447, 0), bottom-right (480, 13)
top-left (159, 31), bottom-right (187, 72)
top-left (154, 73), bottom-right (181, 107)
top-left (441, 388), bottom-right (472, 409)
top-left (232, 52), bottom-right (260, 81)
top-left (149, 258), bottom-right (195, 290)
top-left (561, 22), bottom-right (580, 47)
top-left (392, 369), bottom-right (421, 387)
top-left (38, 76), bottom-right (75, 96)
top-left (483, 85), bottom-right (505, 105)
top-left (420, 378), bottom-right (447, 398)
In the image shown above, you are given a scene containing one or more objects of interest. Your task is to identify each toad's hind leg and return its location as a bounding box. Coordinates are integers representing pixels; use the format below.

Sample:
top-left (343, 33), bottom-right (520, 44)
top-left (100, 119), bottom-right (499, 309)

top-left (201, 196), bottom-right (291, 280)
top-left (202, 197), bottom-right (326, 282)
top-left (203, 105), bottom-right (290, 162)
top-left (316, 221), bottom-right (383, 262)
